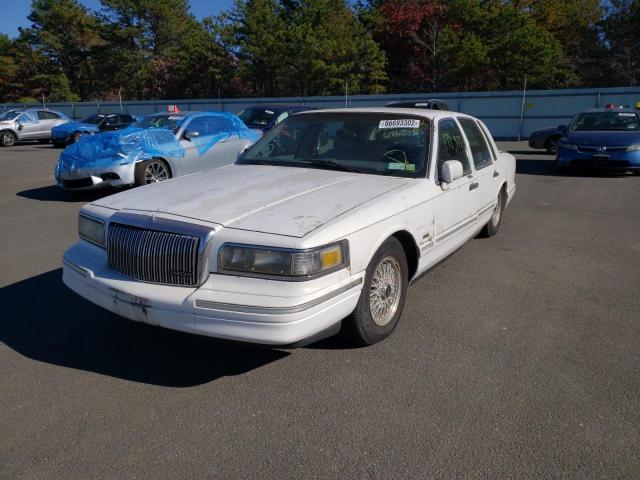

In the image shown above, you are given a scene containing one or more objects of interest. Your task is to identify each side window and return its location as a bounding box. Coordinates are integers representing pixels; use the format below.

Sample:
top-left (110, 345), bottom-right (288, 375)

top-left (37, 111), bottom-right (59, 120)
top-left (275, 111), bottom-right (289, 125)
top-left (186, 116), bottom-right (234, 137)
top-left (477, 120), bottom-right (497, 160)
top-left (459, 117), bottom-right (493, 169)
top-left (102, 115), bottom-right (119, 126)
top-left (119, 115), bottom-right (134, 124)
top-left (437, 118), bottom-right (471, 177)
top-left (19, 112), bottom-right (38, 123)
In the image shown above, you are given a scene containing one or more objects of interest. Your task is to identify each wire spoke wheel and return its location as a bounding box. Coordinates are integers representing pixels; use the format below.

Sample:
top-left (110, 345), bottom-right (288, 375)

top-left (369, 256), bottom-right (402, 327)
top-left (144, 161), bottom-right (169, 184)
top-left (491, 192), bottom-right (502, 226)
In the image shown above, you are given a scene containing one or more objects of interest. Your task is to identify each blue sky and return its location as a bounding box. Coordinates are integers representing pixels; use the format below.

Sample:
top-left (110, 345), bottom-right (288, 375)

top-left (0, 0), bottom-right (236, 38)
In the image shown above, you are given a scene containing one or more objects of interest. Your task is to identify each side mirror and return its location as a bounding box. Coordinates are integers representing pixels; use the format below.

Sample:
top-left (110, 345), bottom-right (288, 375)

top-left (18, 123), bottom-right (23, 131)
top-left (440, 160), bottom-right (464, 184)
top-left (184, 130), bottom-right (200, 141)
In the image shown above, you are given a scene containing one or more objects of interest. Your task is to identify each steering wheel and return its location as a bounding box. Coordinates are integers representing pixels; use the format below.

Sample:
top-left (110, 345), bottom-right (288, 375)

top-left (383, 148), bottom-right (408, 164)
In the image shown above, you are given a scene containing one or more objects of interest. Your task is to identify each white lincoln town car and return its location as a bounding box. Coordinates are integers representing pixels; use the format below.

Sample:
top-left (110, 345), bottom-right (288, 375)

top-left (63, 108), bottom-right (516, 346)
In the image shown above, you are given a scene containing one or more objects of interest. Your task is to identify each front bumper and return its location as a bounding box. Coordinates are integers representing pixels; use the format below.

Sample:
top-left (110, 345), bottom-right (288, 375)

top-left (56, 162), bottom-right (135, 190)
top-left (62, 241), bottom-right (364, 345)
top-left (557, 147), bottom-right (640, 171)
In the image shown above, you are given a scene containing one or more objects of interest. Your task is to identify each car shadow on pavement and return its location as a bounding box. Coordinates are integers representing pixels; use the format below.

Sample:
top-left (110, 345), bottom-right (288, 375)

top-left (17, 185), bottom-right (112, 203)
top-left (0, 269), bottom-right (289, 387)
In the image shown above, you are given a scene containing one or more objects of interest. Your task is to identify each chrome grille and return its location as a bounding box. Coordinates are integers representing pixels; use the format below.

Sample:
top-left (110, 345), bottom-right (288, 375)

top-left (107, 222), bottom-right (201, 286)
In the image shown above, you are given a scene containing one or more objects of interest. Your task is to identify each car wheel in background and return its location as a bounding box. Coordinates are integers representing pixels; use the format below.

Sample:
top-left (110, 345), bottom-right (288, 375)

top-left (71, 132), bottom-right (85, 143)
top-left (1, 131), bottom-right (17, 147)
top-left (479, 188), bottom-right (505, 238)
top-left (134, 159), bottom-right (171, 186)
top-left (343, 237), bottom-right (408, 346)
top-left (545, 136), bottom-right (560, 155)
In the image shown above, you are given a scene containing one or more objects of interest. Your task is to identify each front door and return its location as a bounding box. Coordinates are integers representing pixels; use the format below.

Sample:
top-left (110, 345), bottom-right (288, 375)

top-left (17, 112), bottom-right (40, 139)
top-left (180, 116), bottom-right (242, 175)
top-left (432, 117), bottom-right (477, 252)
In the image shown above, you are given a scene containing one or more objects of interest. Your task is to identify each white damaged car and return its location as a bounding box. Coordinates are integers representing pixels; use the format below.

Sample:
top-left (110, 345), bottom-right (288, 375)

top-left (62, 108), bottom-right (516, 346)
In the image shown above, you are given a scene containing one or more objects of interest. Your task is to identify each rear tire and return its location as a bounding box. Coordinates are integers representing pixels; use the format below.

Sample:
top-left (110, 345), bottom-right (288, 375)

top-left (343, 237), bottom-right (408, 346)
top-left (134, 158), bottom-right (171, 186)
top-left (1, 131), bottom-right (16, 147)
top-left (480, 189), bottom-right (505, 238)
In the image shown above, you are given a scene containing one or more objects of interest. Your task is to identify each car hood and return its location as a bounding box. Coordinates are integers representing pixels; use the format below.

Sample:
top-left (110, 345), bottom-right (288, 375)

top-left (93, 165), bottom-right (408, 237)
top-left (565, 131), bottom-right (640, 146)
top-left (57, 126), bottom-right (184, 171)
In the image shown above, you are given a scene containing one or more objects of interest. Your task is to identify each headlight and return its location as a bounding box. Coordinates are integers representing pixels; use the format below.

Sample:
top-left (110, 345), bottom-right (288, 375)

top-left (219, 241), bottom-right (348, 280)
top-left (626, 143), bottom-right (640, 152)
top-left (558, 141), bottom-right (578, 151)
top-left (78, 213), bottom-right (105, 247)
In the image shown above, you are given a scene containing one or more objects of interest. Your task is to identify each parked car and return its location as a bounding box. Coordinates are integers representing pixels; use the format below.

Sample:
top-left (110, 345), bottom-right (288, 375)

top-left (528, 125), bottom-right (565, 154)
top-left (236, 105), bottom-right (313, 132)
top-left (0, 108), bottom-right (70, 147)
top-left (51, 113), bottom-right (139, 147)
top-left (62, 108), bottom-right (516, 346)
top-left (55, 111), bottom-right (260, 190)
top-left (556, 108), bottom-right (640, 174)
top-left (385, 99), bottom-right (450, 111)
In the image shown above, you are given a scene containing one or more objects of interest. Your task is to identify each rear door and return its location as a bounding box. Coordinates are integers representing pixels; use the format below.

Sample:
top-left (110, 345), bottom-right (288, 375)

top-left (36, 111), bottom-right (63, 138)
top-left (432, 117), bottom-right (477, 251)
top-left (458, 117), bottom-right (498, 221)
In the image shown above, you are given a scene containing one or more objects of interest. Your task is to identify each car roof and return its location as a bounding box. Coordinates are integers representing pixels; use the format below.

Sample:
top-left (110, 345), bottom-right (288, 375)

top-left (245, 105), bottom-right (311, 112)
top-left (146, 111), bottom-right (232, 117)
top-left (296, 107), bottom-right (469, 121)
top-left (582, 108), bottom-right (639, 114)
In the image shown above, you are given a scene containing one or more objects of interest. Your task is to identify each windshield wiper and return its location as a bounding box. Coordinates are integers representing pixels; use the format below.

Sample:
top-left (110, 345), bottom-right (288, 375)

top-left (300, 159), bottom-right (366, 174)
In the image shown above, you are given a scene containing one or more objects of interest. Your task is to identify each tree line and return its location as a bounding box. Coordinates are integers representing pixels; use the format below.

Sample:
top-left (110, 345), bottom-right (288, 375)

top-left (0, 0), bottom-right (637, 103)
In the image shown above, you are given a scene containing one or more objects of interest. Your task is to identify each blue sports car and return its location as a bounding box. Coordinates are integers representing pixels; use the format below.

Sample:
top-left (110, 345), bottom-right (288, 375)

top-left (556, 108), bottom-right (640, 174)
top-left (55, 111), bottom-right (261, 190)
top-left (51, 113), bottom-right (139, 147)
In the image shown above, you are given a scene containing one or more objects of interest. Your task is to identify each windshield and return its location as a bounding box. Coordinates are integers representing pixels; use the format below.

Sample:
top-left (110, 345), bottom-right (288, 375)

top-left (239, 112), bottom-right (431, 178)
top-left (136, 114), bottom-right (185, 131)
top-left (571, 112), bottom-right (640, 132)
top-left (79, 114), bottom-right (106, 124)
top-left (0, 110), bottom-right (21, 121)
top-left (237, 108), bottom-right (277, 127)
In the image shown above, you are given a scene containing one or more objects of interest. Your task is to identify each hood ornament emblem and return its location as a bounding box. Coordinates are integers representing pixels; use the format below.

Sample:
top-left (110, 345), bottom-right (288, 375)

top-left (597, 146), bottom-right (607, 153)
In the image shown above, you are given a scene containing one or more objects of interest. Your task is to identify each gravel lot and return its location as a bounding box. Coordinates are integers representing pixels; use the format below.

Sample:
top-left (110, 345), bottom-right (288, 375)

top-left (1, 141), bottom-right (639, 479)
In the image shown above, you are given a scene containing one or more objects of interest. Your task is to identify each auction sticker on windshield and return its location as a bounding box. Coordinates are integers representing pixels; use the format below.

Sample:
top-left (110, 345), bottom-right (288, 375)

top-left (379, 119), bottom-right (420, 129)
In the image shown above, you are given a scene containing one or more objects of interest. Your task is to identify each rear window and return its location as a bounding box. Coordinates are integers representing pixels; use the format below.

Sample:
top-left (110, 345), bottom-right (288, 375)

top-left (137, 114), bottom-right (186, 131)
top-left (237, 108), bottom-right (276, 127)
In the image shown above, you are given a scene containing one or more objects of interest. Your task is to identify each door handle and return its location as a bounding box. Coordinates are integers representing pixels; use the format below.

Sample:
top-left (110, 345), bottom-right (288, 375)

top-left (493, 170), bottom-right (499, 178)
top-left (469, 182), bottom-right (479, 191)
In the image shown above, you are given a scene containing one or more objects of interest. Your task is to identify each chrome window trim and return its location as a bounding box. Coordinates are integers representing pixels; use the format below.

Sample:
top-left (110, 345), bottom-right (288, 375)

top-left (106, 212), bottom-right (216, 286)
top-left (195, 277), bottom-right (363, 314)
top-left (217, 240), bottom-right (350, 282)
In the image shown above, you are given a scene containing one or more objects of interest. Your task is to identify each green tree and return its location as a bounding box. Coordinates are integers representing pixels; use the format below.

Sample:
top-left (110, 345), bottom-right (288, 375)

top-left (603, 0), bottom-right (640, 86)
top-left (215, 0), bottom-right (386, 96)
top-left (26, 0), bottom-right (102, 99)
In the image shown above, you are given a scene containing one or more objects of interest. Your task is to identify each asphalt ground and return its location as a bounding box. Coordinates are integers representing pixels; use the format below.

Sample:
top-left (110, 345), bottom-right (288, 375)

top-left (1, 142), bottom-right (639, 479)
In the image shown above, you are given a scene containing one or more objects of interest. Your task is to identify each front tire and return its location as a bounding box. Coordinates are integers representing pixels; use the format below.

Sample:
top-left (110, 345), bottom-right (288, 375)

top-left (134, 158), bottom-right (171, 186)
top-left (1, 131), bottom-right (16, 147)
top-left (343, 237), bottom-right (408, 346)
top-left (545, 136), bottom-right (560, 155)
top-left (480, 189), bottom-right (505, 238)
